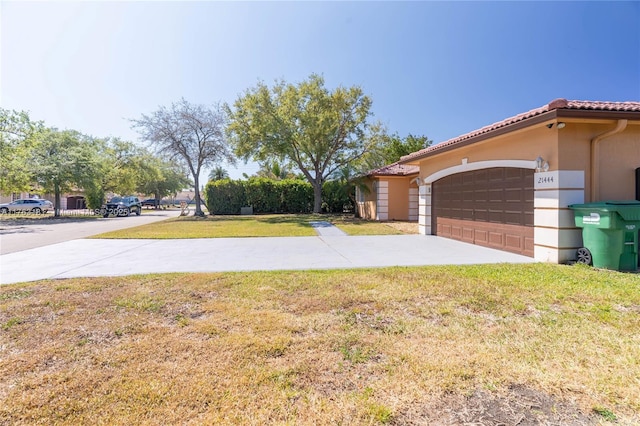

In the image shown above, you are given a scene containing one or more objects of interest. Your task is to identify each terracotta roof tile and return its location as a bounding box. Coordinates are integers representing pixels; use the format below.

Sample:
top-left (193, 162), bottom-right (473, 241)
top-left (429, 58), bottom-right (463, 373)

top-left (401, 98), bottom-right (640, 163)
top-left (366, 161), bottom-right (419, 177)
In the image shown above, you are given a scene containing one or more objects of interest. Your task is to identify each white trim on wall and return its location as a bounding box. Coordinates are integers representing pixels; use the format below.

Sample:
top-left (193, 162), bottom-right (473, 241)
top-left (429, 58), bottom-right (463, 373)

top-left (408, 187), bottom-right (419, 221)
top-left (423, 159), bottom-right (538, 184)
top-left (376, 180), bottom-right (389, 221)
top-left (533, 170), bottom-right (585, 263)
top-left (418, 184), bottom-right (430, 235)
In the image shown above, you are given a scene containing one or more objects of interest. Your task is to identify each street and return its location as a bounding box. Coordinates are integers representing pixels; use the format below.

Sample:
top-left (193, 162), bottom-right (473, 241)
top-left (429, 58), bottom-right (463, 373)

top-left (0, 210), bottom-right (180, 255)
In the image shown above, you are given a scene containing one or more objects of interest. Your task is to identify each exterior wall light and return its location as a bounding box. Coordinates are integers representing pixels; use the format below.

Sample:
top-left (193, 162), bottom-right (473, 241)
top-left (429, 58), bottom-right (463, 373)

top-left (536, 156), bottom-right (550, 172)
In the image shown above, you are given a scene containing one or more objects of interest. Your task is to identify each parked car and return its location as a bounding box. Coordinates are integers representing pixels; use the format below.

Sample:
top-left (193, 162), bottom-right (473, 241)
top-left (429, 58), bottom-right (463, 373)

top-left (102, 196), bottom-right (142, 217)
top-left (142, 198), bottom-right (161, 208)
top-left (0, 198), bottom-right (53, 214)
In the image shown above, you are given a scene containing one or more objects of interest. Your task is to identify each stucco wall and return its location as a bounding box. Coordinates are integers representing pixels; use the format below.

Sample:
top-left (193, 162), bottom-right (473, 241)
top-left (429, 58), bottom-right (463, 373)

top-left (416, 125), bottom-right (558, 180)
top-left (415, 120), bottom-right (639, 201)
top-left (356, 176), bottom-right (418, 221)
top-left (386, 176), bottom-right (416, 221)
top-left (558, 121), bottom-right (640, 201)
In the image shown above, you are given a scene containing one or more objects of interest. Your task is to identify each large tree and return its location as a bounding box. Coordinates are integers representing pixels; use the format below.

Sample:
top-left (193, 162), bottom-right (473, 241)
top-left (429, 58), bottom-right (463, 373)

top-left (84, 138), bottom-right (148, 209)
top-left (226, 74), bottom-right (379, 213)
top-left (137, 156), bottom-right (191, 205)
top-left (358, 132), bottom-right (432, 172)
top-left (31, 128), bottom-right (97, 216)
top-left (380, 133), bottom-right (432, 165)
top-left (0, 108), bottom-right (43, 194)
top-left (132, 99), bottom-right (234, 216)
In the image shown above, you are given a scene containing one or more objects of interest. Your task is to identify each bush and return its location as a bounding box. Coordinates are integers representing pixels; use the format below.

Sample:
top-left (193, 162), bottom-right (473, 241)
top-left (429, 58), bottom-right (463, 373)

top-left (85, 186), bottom-right (105, 210)
top-left (244, 178), bottom-right (281, 213)
top-left (204, 177), bottom-right (334, 215)
top-left (279, 179), bottom-right (313, 213)
top-left (205, 179), bottom-right (246, 214)
top-left (322, 180), bottom-right (354, 213)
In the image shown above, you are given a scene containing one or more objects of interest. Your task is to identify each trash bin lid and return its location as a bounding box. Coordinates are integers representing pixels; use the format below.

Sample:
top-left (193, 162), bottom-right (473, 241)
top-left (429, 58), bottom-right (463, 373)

top-left (569, 200), bottom-right (640, 221)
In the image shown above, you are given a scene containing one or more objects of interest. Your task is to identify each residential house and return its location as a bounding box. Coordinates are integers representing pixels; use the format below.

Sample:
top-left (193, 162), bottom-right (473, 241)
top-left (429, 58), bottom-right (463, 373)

top-left (355, 162), bottom-right (420, 221)
top-left (398, 98), bottom-right (640, 263)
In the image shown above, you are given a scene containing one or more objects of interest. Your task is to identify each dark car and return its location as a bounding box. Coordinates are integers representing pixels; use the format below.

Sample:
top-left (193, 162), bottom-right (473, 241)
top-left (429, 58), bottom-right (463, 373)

top-left (142, 198), bottom-right (161, 208)
top-left (102, 196), bottom-right (142, 217)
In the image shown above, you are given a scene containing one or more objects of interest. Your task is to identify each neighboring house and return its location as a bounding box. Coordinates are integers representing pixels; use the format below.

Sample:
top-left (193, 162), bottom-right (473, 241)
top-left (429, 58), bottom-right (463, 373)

top-left (0, 192), bottom-right (87, 210)
top-left (0, 192), bottom-right (33, 204)
top-left (398, 98), bottom-right (640, 263)
top-left (356, 162), bottom-right (420, 221)
top-left (169, 190), bottom-right (205, 205)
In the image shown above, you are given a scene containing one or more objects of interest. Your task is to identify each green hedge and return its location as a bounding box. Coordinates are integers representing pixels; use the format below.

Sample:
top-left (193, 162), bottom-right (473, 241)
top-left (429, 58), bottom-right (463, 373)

top-left (205, 179), bottom-right (246, 214)
top-left (279, 179), bottom-right (313, 213)
top-left (244, 178), bottom-right (281, 213)
top-left (204, 178), bottom-right (348, 215)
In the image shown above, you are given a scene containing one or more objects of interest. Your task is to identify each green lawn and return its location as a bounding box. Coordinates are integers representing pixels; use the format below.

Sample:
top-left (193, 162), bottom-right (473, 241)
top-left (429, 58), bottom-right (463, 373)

top-left (1, 264), bottom-right (638, 424)
top-left (90, 214), bottom-right (406, 239)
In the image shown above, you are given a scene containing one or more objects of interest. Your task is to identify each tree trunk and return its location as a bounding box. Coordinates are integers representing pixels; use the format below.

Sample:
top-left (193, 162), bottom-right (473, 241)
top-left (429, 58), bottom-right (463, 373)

top-left (54, 182), bottom-right (61, 217)
top-left (193, 175), bottom-right (205, 217)
top-left (312, 181), bottom-right (323, 214)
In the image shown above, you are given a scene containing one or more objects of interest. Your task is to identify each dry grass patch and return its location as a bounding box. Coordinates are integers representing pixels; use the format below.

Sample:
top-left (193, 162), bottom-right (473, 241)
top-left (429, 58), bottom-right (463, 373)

top-left (1, 264), bottom-right (639, 425)
top-left (328, 216), bottom-right (407, 236)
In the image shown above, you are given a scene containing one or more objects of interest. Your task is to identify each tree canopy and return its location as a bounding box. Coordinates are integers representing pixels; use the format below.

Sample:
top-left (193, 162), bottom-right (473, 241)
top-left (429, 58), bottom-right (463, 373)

top-left (31, 128), bottom-right (97, 216)
top-left (255, 160), bottom-right (297, 180)
top-left (208, 166), bottom-right (229, 181)
top-left (226, 74), bottom-right (379, 213)
top-left (136, 156), bottom-right (191, 203)
top-left (0, 108), bottom-right (43, 194)
top-left (380, 133), bottom-right (432, 165)
top-left (133, 99), bottom-right (234, 216)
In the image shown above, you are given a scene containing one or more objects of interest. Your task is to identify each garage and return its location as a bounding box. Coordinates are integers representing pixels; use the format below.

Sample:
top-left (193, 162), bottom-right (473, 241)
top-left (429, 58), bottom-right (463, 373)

top-left (432, 167), bottom-right (534, 257)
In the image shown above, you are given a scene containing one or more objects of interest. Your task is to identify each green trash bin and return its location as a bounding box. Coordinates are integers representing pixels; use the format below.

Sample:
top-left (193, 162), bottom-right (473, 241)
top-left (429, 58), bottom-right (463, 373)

top-left (569, 201), bottom-right (640, 271)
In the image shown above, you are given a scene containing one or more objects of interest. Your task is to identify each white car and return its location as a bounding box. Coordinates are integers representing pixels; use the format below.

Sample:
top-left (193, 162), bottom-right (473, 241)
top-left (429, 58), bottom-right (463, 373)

top-left (0, 199), bottom-right (54, 214)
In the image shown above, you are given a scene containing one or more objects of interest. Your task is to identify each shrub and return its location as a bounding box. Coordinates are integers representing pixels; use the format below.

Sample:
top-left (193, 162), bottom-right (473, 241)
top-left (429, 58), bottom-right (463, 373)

top-left (244, 178), bottom-right (281, 213)
top-left (322, 180), bottom-right (354, 213)
top-left (85, 186), bottom-right (105, 210)
top-left (205, 179), bottom-right (246, 214)
top-left (204, 178), bottom-right (316, 214)
top-left (279, 179), bottom-right (313, 213)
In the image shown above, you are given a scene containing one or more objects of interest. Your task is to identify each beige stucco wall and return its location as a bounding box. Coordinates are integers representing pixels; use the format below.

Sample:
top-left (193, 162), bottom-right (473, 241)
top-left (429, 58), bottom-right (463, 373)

top-left (558, 121), bottom-right (640, 201)
top-left (356, 176), bottom-right (418, 221)
top-left (415, 124), bottom-right (558, 179)
top-left (386, 176), bottom-right (417, 221)
top-left (413, 120), bottom-right (639, 201)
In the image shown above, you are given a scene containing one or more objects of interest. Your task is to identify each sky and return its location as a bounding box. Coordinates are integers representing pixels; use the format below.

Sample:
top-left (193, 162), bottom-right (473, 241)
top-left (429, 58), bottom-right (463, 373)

top-left (2, 1), bottom-right (639, 181)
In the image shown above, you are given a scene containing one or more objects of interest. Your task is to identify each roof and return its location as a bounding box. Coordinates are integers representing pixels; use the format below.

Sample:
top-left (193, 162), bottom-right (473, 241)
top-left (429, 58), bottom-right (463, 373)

top-left (365, 161), bottom-right (419, 177)
top-left (401, 98), bottom-right (640, 163)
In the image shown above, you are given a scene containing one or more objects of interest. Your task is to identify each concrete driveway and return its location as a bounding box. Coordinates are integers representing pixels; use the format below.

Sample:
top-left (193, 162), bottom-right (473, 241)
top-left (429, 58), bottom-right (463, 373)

top-left (0, 233), bottom-right (534, 285)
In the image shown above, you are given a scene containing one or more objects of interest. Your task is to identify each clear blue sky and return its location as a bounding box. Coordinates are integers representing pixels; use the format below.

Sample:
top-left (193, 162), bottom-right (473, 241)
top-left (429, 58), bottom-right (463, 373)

top-left (2, 1), bottom-right (639, 180)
